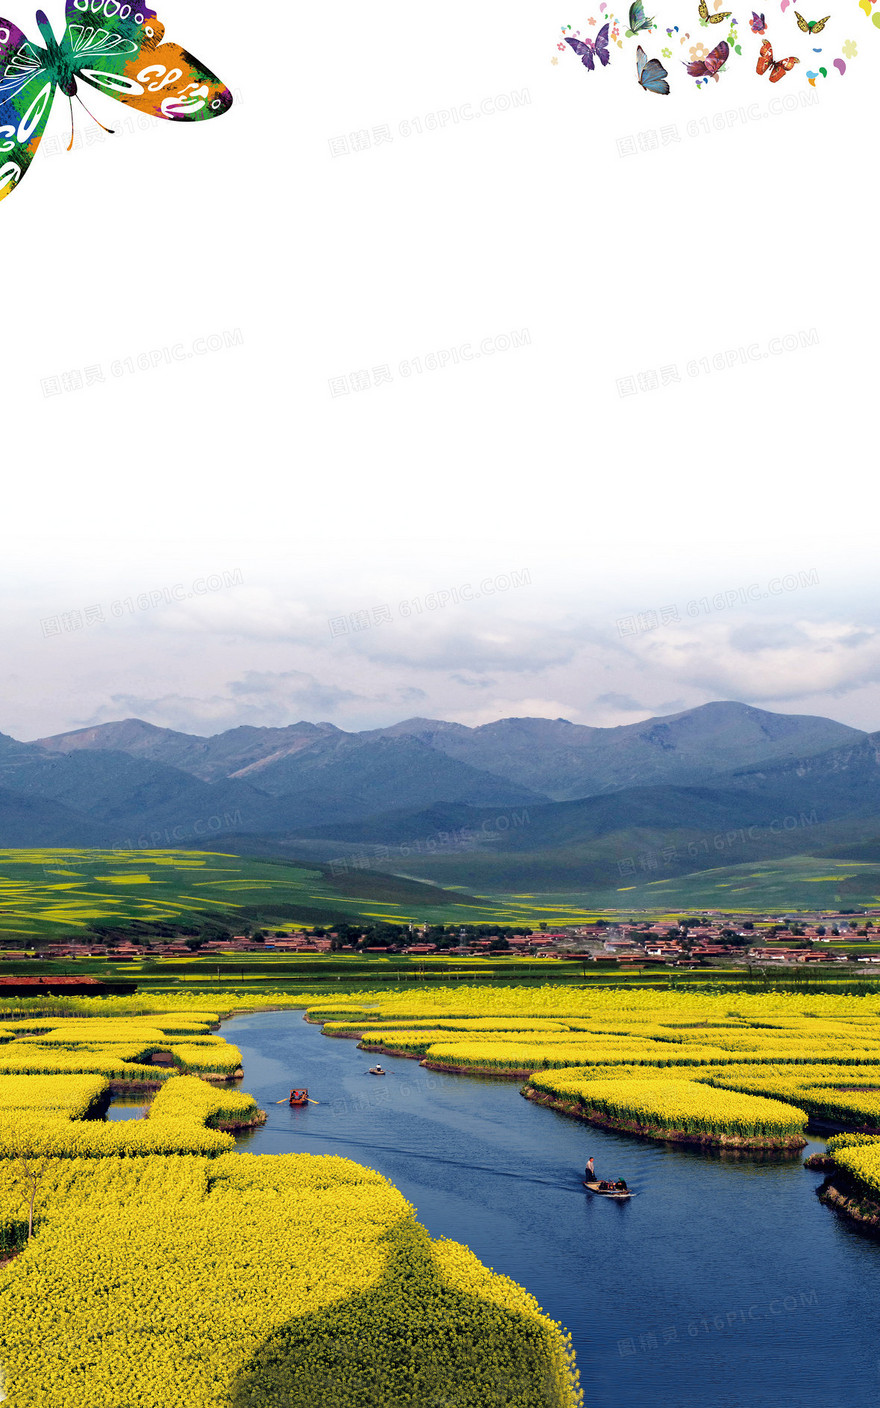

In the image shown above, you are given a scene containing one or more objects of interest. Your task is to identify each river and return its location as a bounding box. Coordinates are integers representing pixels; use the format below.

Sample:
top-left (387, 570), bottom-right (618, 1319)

top-left (222, 1010), bottom-right (880, 1408)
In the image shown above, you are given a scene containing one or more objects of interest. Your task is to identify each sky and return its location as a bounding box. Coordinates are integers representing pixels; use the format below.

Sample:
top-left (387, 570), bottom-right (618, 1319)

top-left (2, 1), bottom-right (877, 742)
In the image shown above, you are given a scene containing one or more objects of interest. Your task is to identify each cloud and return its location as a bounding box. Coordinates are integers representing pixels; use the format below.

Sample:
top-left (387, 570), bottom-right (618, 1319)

top-left (593, 692), bottom-right (646, 712)
top-left (228, 670), bottom-right (364, 714)
top-left (350, 618), bottom-right (581, 673)
top-left (634, 619), bottom-right (880, 703)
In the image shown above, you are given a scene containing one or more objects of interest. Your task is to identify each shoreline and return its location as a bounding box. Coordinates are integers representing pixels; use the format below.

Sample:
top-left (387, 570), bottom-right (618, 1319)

top-left (817, 1175), bottom-right (880, 1233)
top-left (420, 1058), bottom-right (531, 1080)
top-left (521, 1086), bottom-right (807, 1150)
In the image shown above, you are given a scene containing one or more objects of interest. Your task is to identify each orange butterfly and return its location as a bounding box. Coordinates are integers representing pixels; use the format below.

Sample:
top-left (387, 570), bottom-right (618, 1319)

top-left (756, 39), bottom-right (800, 81)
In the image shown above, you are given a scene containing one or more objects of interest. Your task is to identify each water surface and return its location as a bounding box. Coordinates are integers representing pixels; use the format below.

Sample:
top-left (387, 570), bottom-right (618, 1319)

top-left (223, 1010), bottom-right (880, 1408)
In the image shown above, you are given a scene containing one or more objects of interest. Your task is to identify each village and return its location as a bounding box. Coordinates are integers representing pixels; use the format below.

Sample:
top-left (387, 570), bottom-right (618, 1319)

top-left (6, 909), bottom-right (880, 968)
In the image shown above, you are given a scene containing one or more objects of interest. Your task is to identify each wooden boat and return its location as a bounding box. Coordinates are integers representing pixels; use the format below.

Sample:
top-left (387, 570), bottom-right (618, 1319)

top-left (289, 1088), bottom-right (309, 1106)
top-left (583, 1180), bottom-right (633, 1199)
top-left (368, 1067), bottom-right (386, 1076)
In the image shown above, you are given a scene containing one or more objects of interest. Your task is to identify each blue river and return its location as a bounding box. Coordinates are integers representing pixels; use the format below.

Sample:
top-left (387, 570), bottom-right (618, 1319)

top-left (222, 1010), bottom-right (880, 1408)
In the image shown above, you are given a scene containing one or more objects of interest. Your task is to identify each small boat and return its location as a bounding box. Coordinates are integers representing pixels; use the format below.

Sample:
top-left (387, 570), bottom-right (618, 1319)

top-left (583, 1180), bottom-right (633, 1199)
top-left (289, 1088), bottom-right (309, 1106)
top-left (368, 1066), bottom-right (386, 1076)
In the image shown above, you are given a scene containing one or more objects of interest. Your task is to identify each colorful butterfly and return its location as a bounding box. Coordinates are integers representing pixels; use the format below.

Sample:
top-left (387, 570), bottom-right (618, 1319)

top-left (698, 0), bottom-right (732, 21)
top-left (685, 38), bottom-right (730, 74)
top-left (794, 11), bottom-right (830, 31)
top-left (756, 37), bottom-right (800, 78)
top-left (749, 12), bottom-right (767, 32)
top-left (564, 23), bottom-right (611, 69)
top-left (636, 43), bottom-right (670, 91)
top-left (626, 1), bottom-right (655, 36)
top-left (0, 2), bottom-right (231, 203)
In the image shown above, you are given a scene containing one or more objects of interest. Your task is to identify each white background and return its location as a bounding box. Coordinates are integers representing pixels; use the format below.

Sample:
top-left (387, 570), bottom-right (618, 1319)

top-left (1, 0), bottom-right (877, 739)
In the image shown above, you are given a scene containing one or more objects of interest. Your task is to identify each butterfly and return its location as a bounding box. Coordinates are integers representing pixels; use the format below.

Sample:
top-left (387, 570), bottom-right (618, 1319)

top-left (626, 1), bottom-right (655, 36)
top-left (749, 12), bottom-right (767, 32)
top-left (0, 2), bottom-right (232, 203)
top-left (756, 37), bottom-right (800, 78)
top-left (636, 43), bottom-right (670, 91)
top-left (564, 23), bottom-right (610, 69)
top-left (698, 0), bottom-right (732, 21)
top-left (795, 11), bottom-right (830, 31)
top-left (685, 38), bottom-right (730, 74)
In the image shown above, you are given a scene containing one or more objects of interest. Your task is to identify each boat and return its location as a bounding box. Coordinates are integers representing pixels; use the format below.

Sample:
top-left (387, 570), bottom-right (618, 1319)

top-left (583, 1180), bottom-right (633, 1199)
top-left (289, 1088), bottom-right (309, 1106)
top-left (368, 1067), bottom-right (386, 1076)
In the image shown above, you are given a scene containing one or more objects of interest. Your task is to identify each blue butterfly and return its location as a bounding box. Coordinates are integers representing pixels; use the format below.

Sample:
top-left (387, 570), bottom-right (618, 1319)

top-left (636, 44), bottom-right (670, 93)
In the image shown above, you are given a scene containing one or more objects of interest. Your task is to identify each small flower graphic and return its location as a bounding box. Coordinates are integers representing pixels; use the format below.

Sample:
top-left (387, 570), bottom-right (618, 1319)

top-left (588, 16), bottom-right (596, 23)
top-left (689, 41), bottom-right (708, 58)
top-left (842, 38), bottom-right (858, 59)
top-left (662, 45), bottom-right (672, 56)
top-left (557, 42), bottom-right (566, 49)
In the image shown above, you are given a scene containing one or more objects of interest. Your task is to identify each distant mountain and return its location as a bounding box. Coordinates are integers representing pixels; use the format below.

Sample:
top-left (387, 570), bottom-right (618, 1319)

top-left (227, 733), bottom-right (544, 811)
top-left (365, 702), bottom-right (865, 800)
top-left (37, 702), bottom-right (862, 802)
top-left (0, 786), bottom-right (108, 846)
top-left (0, 745), bottom-right (275, 846)
top-left (1, 702), bottom-right (872, 862)
top-left (35, 718), bottom-right (342, 784)
top-left (1, 728), bottom-right (541, 847)
top-left (720, 731), bottom-right (880, 817)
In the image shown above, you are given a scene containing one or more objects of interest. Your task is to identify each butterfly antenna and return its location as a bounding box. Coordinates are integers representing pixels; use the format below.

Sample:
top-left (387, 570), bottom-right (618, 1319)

top-left (67, 95), bottom-right (75, 152)
top-left (74, 92), bottom-right (116, 137)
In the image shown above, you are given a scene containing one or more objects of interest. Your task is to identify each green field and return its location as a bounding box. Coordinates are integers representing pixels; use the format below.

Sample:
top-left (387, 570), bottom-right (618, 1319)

top-left (2, 849), bottom-right (879, 948)
top-left (0, 848), bottom-right (611, 939)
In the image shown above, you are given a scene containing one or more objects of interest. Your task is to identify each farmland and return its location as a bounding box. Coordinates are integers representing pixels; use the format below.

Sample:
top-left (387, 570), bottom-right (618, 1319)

top-left (0, 848), bottom-right (615, 938)
top-left (7, 849), bottom-right (880, 947)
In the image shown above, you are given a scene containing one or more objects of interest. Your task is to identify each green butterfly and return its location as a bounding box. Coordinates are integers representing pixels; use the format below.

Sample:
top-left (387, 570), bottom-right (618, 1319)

top-left (1, 2), bottom-right (232, 204)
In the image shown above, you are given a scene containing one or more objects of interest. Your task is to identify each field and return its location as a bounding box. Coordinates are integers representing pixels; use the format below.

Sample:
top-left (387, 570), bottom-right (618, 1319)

top-left (393, 854), bottom-right (880, 914)
top-left (6, 849), bottom-right (880, 945)
top-left (0, 848), bottom-right (619, 938)
top-left (0, 996), bottom-right (582, 1407)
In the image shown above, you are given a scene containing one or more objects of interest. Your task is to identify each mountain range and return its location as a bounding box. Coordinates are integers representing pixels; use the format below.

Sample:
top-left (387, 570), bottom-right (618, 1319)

top-left (0, 703), bottom-right (876, 882)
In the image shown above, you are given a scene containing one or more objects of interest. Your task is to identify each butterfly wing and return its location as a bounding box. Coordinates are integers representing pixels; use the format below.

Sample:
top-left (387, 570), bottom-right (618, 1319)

top-left (63, 1), bottom-right (232, 120)
top-left (565, 36), bottom-right (597, 70)
top-left (685, 54), bottom-right (709, 74)
top-left (594, 23), bottom-right (611, 66)
top-left (0, 19), bottom-right (55, 203)
top-left (698, 0), bottom-right (709, 19)
top-left (629, 1), bottom-right (652, 31)
top-left (756, 38), bottom-right (773, 73)
top-left (794, 11), bottom-right (809, 29)
top-left (704, 40), bottom-right (730, 73)
top-left (811, 15), bottom-right (831, 32)
top-left (637, 46), bottom-right (670, 92)
top-left (769, 54), bottom-right (800, 79)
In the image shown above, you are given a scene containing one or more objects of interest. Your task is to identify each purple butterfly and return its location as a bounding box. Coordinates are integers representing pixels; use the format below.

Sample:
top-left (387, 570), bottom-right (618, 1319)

top-left (749, 11), bottom-right (767, 32)
top-left (685, 39), bottom-right (730, 76)
top-left (565, 24), bottom-right (611, 70)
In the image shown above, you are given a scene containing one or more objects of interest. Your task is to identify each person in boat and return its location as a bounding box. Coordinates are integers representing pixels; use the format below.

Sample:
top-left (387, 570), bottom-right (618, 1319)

top-left (585, 1157), bottom-right (596, 1183)
top-left (368, 1065), bottom-right (385, 1075)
